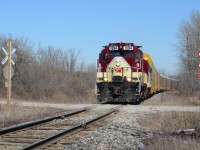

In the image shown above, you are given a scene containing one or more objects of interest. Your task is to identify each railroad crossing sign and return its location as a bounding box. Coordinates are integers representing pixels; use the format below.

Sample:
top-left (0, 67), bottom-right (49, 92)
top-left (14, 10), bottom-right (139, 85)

top-left (3, 65), bottom-right (14, 79)
top-left (1, 47), bottom-right (16, 65)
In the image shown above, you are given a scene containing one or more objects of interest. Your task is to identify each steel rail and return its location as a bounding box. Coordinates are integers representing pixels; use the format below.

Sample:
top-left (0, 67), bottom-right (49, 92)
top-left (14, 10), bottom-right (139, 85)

top-left (21, 109), bottom-right (116, 150)
top-left (0, 108), bottom-right (88, 136)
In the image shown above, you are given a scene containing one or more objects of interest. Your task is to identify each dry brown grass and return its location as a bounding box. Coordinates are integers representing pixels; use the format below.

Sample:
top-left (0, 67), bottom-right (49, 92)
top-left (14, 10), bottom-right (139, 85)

top-left (145, 135), bottom-right (200, 150)
top-left (138, 111), bottom-right (200, 150)
top-left (142, 92), bottom-right (200, 106)
top-left (45, 89), bottom-right (97, 104)
top-left (139, 111), bottom-right (200, 132)
top-left (13, 90), bottom-right (97, 104)
top-left (0, 103), bottom-right (64, 128)
top-left (160, 92), bottom-right (200, 106)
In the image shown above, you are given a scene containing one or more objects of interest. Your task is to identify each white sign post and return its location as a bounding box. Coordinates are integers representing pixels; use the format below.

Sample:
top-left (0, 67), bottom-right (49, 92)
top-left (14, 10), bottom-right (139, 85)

top-left (1, 40), bottom-right (16, 105)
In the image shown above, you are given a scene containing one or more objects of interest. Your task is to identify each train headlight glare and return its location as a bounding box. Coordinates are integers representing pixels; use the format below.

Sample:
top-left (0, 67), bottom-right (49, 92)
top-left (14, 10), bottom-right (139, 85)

top-left (104, 77), bottom-right (108, 82)
top-left (116, 59), bottom-right (120, 63)
top-left (127, 77), bottom-right (131, 82)
top-left (116, 62), bottom-right (120, 67)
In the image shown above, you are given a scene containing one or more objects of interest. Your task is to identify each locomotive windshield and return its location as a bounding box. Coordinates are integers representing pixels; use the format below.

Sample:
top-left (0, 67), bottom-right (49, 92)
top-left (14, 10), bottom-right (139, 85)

top-left (102, 52), bottom-right (108, 62)
top-left (110, 51), bottom-right (132, 57)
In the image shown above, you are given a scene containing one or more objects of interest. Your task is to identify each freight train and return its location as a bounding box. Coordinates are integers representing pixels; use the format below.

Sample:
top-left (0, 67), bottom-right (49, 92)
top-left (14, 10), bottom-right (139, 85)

top-left (96, 42), bottom-right (177, 103)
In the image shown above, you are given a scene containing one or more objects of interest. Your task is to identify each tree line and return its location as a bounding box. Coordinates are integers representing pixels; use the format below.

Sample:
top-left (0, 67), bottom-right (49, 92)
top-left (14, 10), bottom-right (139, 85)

top-left (0, 35), bottom-right (96, 103)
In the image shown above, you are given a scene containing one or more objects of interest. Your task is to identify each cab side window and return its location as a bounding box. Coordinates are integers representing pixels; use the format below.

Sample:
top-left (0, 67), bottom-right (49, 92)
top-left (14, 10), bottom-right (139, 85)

top-left (135, 52), bottom-right (140, 61)
top-left (102, 52), bottom-right (108, 62)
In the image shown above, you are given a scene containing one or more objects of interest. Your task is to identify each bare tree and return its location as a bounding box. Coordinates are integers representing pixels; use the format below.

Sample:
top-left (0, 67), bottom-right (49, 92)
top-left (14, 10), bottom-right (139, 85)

top-left (177, 10), bottom-right (200, 96)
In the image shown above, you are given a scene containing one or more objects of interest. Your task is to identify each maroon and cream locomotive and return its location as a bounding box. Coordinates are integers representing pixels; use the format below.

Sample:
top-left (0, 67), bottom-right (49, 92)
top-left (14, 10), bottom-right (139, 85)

top-left (96, 42), bottom-right (174, 103)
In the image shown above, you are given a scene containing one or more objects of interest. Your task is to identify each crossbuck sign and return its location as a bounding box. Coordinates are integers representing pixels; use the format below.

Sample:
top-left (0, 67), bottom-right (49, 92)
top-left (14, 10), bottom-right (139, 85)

top-left (1, 47), bottom-right (16, 65)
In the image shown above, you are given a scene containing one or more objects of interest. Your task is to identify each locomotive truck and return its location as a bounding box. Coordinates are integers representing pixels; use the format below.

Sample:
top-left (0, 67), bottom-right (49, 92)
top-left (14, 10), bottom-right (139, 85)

top-left (96, 42), bottom-right (175, 103)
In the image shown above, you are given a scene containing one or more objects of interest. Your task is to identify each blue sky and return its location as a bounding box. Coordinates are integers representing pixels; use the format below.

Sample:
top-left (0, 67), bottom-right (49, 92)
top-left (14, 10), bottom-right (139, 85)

top-left (0, 0), bottom-right (200, 74)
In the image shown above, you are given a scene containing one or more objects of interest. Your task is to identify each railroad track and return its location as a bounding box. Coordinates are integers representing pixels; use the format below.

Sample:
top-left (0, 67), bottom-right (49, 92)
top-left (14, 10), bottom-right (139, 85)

top-left (0, 106), bottom-right (117, 150)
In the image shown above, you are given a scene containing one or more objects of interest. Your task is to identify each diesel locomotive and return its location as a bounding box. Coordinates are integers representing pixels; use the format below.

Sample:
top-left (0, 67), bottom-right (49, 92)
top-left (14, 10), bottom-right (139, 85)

top-left (96, 42), bottom-right (175, 103)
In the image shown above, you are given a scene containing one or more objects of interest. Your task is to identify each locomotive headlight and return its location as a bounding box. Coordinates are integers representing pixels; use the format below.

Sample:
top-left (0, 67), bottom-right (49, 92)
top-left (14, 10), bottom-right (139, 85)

top-left (116, 59), bottom-right (120, 63)
top-left (116, 59), bottom-right (120, 67)
top-left (127, 77), bottom-right (131, 82)
top-left (116, 62), bottom-right (120, 67)
top-left (104, 77), bottom-right (108, 82)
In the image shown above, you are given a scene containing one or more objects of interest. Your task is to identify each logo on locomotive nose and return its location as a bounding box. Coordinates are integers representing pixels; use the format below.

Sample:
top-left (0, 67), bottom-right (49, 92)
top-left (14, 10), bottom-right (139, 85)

top-left (115, 68), bottom-right (122, 73)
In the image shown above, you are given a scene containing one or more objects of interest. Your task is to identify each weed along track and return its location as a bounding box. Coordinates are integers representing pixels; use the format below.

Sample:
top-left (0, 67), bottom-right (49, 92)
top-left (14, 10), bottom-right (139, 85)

top-left (0, 106), bottom-right (117, 150)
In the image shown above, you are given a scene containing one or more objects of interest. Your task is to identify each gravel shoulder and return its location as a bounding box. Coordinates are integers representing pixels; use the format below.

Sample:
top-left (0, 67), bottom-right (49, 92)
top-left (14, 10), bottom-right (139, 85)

top-left (65, 111), bottom-right (143, 150)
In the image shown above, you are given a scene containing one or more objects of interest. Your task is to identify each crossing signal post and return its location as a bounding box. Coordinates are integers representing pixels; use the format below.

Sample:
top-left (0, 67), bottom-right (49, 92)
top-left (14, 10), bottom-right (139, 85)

top-left (1, 40), bottom-right (16, 105)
